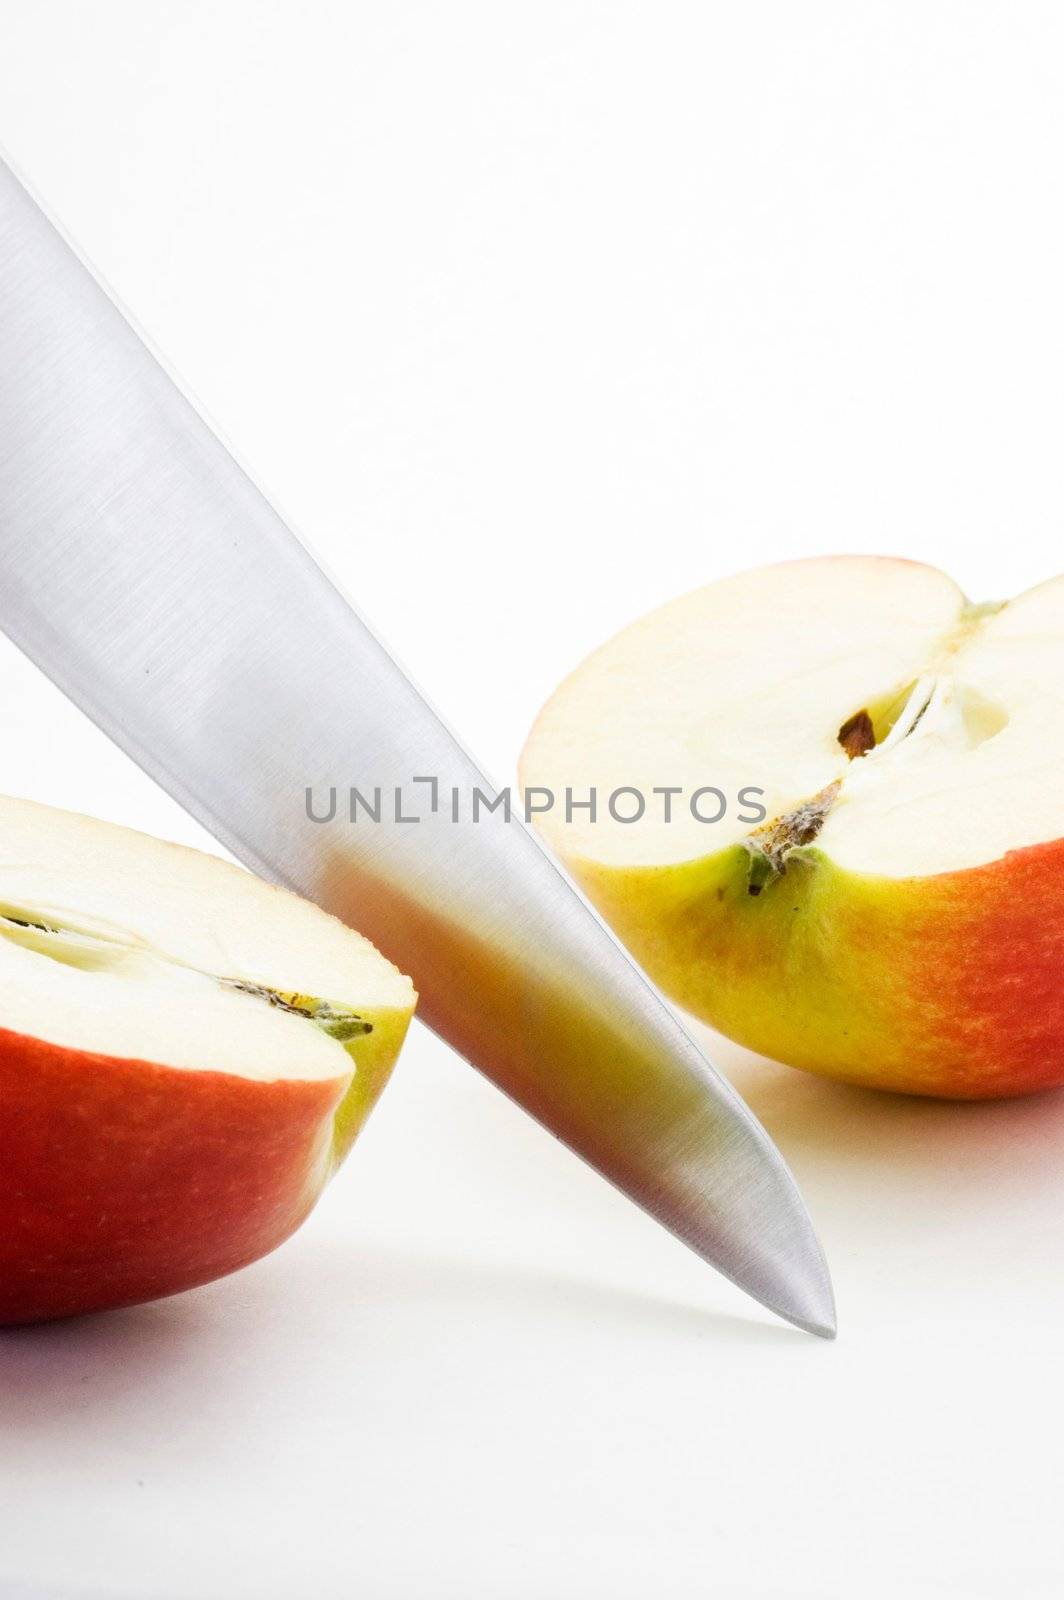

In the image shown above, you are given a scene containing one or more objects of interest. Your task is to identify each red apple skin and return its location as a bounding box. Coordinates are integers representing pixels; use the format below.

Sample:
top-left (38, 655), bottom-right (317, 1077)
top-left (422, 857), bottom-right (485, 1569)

top-left (572, 836), bottom-right (1064, 1099)
top-left (0, 1026), bottom-right (350, 1324)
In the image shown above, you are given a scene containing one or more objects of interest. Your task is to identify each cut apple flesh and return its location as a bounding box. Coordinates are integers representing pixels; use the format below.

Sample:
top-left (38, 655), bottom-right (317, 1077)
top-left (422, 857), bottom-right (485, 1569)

top-left (0, 794), bottom-right (413, 1078)
top-left (521, 558), bottom-right (1064, 1097)
top-left (526, 558), bottom-right (1064, 879)
top-left (0, 911), bottom-right (377, 1081)
top-left (0, 795), bottom-right (416, 1323)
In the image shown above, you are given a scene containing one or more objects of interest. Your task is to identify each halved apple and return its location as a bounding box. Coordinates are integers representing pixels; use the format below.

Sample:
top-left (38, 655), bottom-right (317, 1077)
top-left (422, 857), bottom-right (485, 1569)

top-left (521, 556), bottom-right (1064, 1099)
top-left (0, 795), bottom-right (415, 1323)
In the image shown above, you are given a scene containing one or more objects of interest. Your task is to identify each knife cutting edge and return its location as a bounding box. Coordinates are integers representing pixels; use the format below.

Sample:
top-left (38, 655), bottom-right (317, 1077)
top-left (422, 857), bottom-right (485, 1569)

top-left (0, 157), bottom-right (835, 1337)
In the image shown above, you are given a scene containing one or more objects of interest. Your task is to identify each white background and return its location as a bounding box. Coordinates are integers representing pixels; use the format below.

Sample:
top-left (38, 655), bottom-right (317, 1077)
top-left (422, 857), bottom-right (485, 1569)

top-left (2, 4), bottom-right (1063, 1596)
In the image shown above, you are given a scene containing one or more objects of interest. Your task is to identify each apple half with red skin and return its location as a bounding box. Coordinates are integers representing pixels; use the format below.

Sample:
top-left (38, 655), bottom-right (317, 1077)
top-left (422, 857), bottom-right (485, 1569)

top-left (0, 796), bottom-right (415, 1324)
top-left (521, 556), bottom-right (1064, 1099)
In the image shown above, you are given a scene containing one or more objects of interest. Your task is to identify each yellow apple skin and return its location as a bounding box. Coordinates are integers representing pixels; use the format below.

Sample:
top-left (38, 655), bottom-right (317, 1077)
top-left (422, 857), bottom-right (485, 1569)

top-left (569, 837), bottom-right (1064, 1099)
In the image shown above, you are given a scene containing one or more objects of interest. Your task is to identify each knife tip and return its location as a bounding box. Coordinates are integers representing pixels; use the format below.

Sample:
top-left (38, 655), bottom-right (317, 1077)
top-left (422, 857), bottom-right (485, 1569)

top-left (796, 1308), bottom-right (838, 1341)
top-left (760, 1243), bottom-right (837, 1340)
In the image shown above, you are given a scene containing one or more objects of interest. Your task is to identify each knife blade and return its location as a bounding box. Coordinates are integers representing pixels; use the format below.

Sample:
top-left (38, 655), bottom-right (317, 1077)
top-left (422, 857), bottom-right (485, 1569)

top-left (0, 157), bottom-right (834, 1336)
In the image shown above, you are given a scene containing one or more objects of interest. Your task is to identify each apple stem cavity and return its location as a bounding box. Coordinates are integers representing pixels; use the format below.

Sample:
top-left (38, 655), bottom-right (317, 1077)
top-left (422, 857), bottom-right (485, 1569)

top-left (220, 979), bottom-right (374, 1042)
top-left (744, 781), bottom-right (842, 895)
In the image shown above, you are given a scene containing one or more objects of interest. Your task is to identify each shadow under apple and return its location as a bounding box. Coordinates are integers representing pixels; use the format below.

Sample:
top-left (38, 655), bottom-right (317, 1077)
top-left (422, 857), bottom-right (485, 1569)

top-left (698, 1021), bottom-right (1064, 1301)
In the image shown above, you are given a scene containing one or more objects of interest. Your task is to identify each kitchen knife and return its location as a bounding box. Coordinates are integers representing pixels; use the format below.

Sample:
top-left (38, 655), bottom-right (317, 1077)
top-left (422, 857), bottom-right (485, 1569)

top-left (0, 158), bottom-right (835, 1337)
